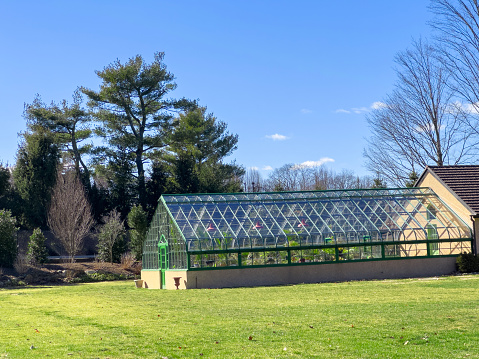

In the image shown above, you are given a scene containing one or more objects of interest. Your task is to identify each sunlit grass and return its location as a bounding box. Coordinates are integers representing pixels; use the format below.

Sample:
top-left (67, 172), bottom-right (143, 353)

top-left (1, 275), bottom-right (479, 358)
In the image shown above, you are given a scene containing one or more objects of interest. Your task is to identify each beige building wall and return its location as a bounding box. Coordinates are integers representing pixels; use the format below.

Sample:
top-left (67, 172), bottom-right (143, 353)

top-left (418, 172), bottom-right (473, 225)
top-left (418, 171), bottom-right (477, 254)
top-left (164, 270), bottom-right (188, 290)
top-left (140, 270), bottom-right (161, 289)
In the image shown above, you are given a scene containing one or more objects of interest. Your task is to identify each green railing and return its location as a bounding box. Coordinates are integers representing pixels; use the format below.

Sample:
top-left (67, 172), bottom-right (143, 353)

top-left (186, 238), bottom-right (472, 270)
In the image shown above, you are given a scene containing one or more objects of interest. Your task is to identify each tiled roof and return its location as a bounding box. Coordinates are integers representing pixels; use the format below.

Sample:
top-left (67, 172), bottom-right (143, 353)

top-left (425, 165), bottom-right (479, 214)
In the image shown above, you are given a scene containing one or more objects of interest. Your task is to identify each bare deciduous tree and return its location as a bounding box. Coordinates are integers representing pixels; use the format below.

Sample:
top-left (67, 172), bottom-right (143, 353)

top-left (364, 39), bottom-right (478, 186)
top-left (430, 0), bottom-right (479, 111)
top-left (48, 169), bottom-right (94, 262)
top-left (242, 168), bottom-right (264, 192)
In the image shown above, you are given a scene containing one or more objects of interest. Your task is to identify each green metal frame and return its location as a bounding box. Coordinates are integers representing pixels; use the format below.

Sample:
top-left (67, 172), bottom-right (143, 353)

top-left (142, 188), bottom-right (473, 271)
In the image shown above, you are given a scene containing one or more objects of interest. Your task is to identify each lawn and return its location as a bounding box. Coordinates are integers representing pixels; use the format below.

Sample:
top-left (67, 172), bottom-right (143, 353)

top-left (1, 275), bottom-right (479, 358)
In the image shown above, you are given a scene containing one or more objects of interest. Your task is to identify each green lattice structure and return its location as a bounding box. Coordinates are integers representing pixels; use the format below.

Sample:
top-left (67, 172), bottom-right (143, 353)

top-left (143, 188), bottom-right (472, 272)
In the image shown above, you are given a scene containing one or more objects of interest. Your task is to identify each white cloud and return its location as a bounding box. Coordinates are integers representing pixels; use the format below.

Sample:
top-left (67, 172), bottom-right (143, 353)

top-left (266, 133), bottom-right (289, 141)
top-left (262, 165), bottom-right (273, 170)
top-left (352, 107), bottom-right (369, 114)
top-left (450, 100), bottom-right (479, 115)
top-left (371, 101), bottom-right (387, 109)
top-left (336, 102), bottom-right (387, 114)
top-left (415, 123), bottom-right (445, 133)
top-left (249, 166), bottom-right (259, 171)
top-left (301, 108), bottom-right (312, 114)
top-left (292, 157), bottom-right (335, 170)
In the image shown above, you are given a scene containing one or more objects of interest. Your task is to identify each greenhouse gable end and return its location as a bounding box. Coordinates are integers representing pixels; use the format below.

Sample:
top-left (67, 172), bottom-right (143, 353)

top-left (141, 188), bottom-right (472, 289)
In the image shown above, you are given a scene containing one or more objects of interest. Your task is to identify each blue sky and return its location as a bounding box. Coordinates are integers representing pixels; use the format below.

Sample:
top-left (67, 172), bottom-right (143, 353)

top-left (0, 1), bottom-right (434, 178)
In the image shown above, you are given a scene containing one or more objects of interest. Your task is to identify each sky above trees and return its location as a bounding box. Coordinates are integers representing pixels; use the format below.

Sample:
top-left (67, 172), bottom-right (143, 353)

top-left (0, 1), bottom-right (434, 177)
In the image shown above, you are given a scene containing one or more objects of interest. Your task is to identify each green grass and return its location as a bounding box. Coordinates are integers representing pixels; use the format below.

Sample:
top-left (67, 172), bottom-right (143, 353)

top-left (1, 276), bottom-right (479, 358)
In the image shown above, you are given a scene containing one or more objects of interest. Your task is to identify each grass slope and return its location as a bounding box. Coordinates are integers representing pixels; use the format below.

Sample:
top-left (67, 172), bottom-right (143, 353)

top-left (1, 276), bottom-right (479, 358)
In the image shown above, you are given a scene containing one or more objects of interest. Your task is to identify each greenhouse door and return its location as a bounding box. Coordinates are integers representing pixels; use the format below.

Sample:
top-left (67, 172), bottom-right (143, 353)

top-left (158, 241), bottom-right (168, 289)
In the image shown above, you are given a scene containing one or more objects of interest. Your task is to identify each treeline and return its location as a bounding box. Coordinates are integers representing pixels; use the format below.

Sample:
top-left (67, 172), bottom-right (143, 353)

top-left (243, 165), bottom-right (382, 193)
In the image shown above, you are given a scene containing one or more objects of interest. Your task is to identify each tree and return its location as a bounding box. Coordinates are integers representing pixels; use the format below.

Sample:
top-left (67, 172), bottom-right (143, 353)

top-left (242, 168), bottom-right (263, 192)
top-left (371, 175), bottom-right (387, 189)
top-left (364, 39), bottom-right (479, 186)
top-left (26, 228), bottom-right (48, 266)
top-left (265, 163), bottom-right (303, 191)
top-left (145, 161), bottom-right (173, 219)
top-left (165, 107), bottom-right (244, 193)
top-left (264, 164), bottom-right (372, 191)
top-left (97, 209), bottom-right (126, 263)
top-left (93, 146), bottom-right (136, 219)
top-left (82, 52), bottom-right (196, 207)
top-left (0, 209), bottom-right (19, 268)
top-left (405, 171), bottom-right (419, 188)
top-left (430, 0), bottom-right (479, 114)
top-left (48, 169), bottom-right (94, 262)
top-left (0, 164), bottom-right (21, 216)
top-left (24, 90), bottom-right (93, 183)
top-left (13, 129), bottom-right (60, 228)
top-left (127, 205), bottom-right (148, 261)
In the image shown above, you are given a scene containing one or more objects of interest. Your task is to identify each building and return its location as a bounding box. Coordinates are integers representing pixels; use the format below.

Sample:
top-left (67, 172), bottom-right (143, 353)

top-left (141, 187), bottom-right (472, 289)
top-left (415, 165), bottom-right (479, 255)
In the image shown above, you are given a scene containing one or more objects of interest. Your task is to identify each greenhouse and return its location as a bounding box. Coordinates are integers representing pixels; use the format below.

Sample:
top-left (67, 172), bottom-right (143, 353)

top-left (141, 187), bottom-right (472, 289)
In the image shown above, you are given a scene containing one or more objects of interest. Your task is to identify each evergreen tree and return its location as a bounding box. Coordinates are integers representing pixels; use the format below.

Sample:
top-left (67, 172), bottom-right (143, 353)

top-left (165, 107), bottom-right (244, 193)
top-left (405, 171), bottom-right (419, 188)
top-left (82, 52), bottom-right (196, 208)
top-left (13, 130), bottom-right (60, 228)
top-left (0, 209), bottom-right (19, 268)
top-left (0, 164), bottom-right (21, 217)
top-left (145, 161), bottom-right (173, 220)
top-left (24, 90), bottom-right (93, 185)
top-left (127, 205), bottom-right (148, 261)
top-left (93, 146), bottom-right (136, 219)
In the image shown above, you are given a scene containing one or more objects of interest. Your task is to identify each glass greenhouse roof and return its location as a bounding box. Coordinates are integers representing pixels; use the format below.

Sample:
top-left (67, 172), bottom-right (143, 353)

top-left (161, 187), bottom-right (472, 245)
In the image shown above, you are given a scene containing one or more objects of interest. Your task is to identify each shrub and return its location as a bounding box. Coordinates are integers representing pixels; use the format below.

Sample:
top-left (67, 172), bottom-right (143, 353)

top-left (120, 252), bottom-right (135, 270)
top-left (13, 253), bottom-right (30, 274)
top-left (27, 228), bottom-right (48, 266)
top-left (0, 209), bottom-right (19, 267)
top-left (456, 252), bottom-right (479, 273)
top-left (97, 210), bottom-right (126, 263)
top-left (68, 272), bottom-right (135, 283)
top-left (128, 205), bottom-right (148, 261)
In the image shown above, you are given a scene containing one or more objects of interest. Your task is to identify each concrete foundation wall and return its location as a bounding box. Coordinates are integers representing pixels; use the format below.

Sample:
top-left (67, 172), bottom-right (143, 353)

top-left (142, 256), bottom-right (457, 289)
top-left (187, 257), bottom-right (457, 289)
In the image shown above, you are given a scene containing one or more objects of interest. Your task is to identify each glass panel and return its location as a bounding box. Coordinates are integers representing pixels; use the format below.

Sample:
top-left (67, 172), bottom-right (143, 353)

top-left (241, 252), bottom-right (252, 266)
top-left (252, 251), bottom-right (265, 265)
top-left (265, 250), bottom-right (280, 264)
top-left (384, 245), bottom-right (400, 258)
